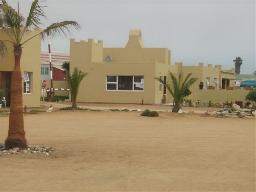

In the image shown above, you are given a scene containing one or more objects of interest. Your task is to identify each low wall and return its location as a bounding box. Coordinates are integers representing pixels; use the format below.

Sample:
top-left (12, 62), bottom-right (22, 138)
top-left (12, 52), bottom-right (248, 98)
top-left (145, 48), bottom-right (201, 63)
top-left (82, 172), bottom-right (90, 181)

top-left (42, 80), bottom-right (69, 97)
top-left (53, 81), bottom-right (69, 96)
top-left (189, 89), bottom-right (250, 104)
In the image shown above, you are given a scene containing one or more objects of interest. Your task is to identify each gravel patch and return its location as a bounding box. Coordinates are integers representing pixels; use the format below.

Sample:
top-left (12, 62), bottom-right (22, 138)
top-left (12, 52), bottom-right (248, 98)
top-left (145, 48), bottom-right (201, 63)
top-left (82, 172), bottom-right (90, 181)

top-left (0, 144), bottom-right (54, 156)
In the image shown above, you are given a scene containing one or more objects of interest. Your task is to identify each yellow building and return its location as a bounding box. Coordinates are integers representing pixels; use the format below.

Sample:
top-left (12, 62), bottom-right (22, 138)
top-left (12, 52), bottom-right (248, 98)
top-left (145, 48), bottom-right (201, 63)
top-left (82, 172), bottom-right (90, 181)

top-left (70, 30), bottom-right (236, 104)
top-left (0, 30), bottom-right (41, 107)
top-left (70, 30), bottom-right (171, 104)
top-left (173, 62), bottom-right (235, 91)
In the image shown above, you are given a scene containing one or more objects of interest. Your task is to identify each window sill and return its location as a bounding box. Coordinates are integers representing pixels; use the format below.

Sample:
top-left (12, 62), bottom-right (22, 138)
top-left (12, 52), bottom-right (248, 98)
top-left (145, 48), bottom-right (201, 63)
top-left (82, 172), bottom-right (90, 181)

top-left (106, 90), bottom-right (144, 92)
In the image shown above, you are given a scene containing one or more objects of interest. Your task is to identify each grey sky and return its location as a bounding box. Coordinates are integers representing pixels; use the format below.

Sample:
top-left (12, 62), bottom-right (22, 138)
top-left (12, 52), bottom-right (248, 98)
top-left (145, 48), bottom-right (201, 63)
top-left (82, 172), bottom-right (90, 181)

top-left (10, 0), bottom-right (255, 73)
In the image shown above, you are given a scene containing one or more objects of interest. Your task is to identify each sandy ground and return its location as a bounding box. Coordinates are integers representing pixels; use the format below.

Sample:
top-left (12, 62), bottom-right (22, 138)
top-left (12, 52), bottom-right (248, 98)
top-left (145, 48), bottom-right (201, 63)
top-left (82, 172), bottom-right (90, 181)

top-left (0, 111), bottom-right (255, 192)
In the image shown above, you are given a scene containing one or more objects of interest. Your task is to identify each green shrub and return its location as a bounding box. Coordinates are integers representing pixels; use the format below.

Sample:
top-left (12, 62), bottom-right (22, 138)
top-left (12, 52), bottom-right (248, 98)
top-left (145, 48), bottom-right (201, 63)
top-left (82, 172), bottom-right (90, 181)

top-left (54, 95), bottom-right (69, 102)
top-left (121, 109), bottom-right (130, 112)
top-left (110, 109), bottom-right (121, 112)
top-left (208, 100), bottom-right (212, 107)
top-left (60, 106), bottom-right (84, 110)
top-left (44, 95), bottom-right (69, 102)
top-left (140, 109), bottom-right (159, 117)
top-left (246, 89), bottom-right (256, 102)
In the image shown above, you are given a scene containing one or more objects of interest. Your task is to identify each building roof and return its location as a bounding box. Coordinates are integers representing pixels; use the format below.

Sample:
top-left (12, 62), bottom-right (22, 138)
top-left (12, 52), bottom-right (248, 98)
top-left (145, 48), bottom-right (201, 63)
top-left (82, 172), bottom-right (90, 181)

top-left (240, 80), bottom-right (256, 88)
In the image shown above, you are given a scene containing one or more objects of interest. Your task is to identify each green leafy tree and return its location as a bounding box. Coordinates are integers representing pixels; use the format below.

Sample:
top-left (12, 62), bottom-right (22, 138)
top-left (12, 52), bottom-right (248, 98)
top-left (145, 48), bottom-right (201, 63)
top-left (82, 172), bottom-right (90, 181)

top-left (70, 68), bottom-right (87, 109)
top-left (246, 89), bottom-right (256, 103)
top-left (62, 61), bottom-right (70, 83)
top-left (0, 0), bottom-right (79, 149)
top-left (156, 72), bottom-right (197, 112)
top-left (62, 61), bottom-right (70, 75)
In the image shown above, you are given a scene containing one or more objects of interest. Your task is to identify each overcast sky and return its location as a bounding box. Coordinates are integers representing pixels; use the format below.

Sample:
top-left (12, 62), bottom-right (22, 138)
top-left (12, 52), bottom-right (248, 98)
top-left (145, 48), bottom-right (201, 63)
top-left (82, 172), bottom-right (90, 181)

top-left (9, 0), bottom-right (255, 73)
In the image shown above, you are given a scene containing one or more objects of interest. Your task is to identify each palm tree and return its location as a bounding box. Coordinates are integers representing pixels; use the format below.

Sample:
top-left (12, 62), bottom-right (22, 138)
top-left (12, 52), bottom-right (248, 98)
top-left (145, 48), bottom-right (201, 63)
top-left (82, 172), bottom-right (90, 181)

top-left (70, 68), bottom-right (87, 109)
top-left (0, 0), bottom-right (79, 149)
top-left (156, 72), bottom-right (197, 112)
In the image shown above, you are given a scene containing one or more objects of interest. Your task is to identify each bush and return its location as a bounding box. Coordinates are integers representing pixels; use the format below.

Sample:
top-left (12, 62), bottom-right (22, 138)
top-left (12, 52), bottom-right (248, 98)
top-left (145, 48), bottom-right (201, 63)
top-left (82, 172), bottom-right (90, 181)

top-left (208, 100), bottom-right (212, 107)
top-left (121, 109), bottom-right (129, 112)
top-left (246, 89), bottom-right (256, 102)
top-left (110, 109), bottom-right (120, 112)
top-left (140, 109), bottom-right (159, 117)
top-left (54, 95), bottom-right (69, 102)
top-left (60, 106), bottom-right (84, 110)
top-left (44, 95), bottom-right (69, 102)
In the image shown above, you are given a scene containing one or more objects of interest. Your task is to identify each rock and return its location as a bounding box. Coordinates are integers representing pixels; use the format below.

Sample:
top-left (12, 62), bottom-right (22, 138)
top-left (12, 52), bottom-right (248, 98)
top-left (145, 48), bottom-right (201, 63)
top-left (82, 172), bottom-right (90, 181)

top-left (232, 104), bottom-right (241, 111)
top-left (178, 109), bottom-right (183, 114)
top-left (47, 105), bottom-right (54, 113)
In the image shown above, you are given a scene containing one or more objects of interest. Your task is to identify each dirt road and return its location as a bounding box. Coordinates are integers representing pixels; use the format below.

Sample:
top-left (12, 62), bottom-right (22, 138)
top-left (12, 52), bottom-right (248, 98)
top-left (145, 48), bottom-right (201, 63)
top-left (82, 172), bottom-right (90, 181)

top-left (0, 111), bottom-right (255, 191)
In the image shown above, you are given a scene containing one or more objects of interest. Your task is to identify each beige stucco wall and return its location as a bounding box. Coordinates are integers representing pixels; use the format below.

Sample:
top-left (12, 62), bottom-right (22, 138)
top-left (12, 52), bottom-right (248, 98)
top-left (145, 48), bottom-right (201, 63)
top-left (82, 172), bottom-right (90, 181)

top-left (70, 30), bottom-right (171, 104)
top-left (189, 89), bottom-right (250, 104)
top-left (172, 63), bottom-right (235, 91)
top-left (0, 30), bottom-right (41, 107)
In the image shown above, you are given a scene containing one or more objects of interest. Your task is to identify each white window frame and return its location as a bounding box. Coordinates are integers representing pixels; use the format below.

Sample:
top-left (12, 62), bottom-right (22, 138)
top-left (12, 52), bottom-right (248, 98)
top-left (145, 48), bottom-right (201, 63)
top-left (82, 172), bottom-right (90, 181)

top-left (23, 72), bottom-right (32, 94)
top-left (106, 75), bottom-right (144, 92)
top-left (106, 76), bottom-right (118, 91)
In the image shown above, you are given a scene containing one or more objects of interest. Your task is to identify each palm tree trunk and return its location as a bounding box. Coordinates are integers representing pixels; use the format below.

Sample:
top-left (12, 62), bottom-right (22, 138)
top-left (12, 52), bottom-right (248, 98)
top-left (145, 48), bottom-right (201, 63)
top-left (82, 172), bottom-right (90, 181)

top-left (72, 97), bottom-right (77, 109)
top-left (172, 102), bottom-right (181, 113)
top-left (5, 46), bottom-right (27, 149)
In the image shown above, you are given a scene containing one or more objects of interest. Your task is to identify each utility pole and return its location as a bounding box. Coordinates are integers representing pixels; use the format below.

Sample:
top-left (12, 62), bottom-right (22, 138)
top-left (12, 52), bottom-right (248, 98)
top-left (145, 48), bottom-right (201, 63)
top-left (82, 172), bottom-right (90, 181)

top-left (47, 34), bottom-right (54, 100)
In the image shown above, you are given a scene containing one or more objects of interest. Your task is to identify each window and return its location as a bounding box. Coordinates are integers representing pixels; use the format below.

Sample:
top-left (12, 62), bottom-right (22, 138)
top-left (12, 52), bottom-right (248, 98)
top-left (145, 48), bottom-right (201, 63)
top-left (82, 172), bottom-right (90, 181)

top-left (106, 76), bottom-right (117, 90)
top-left (106, 75), bottom-right (144, 91)
top-left (23, 72), bottom-right (32, 94)
top-left (44, 67), bottom-right (49, 75)
top-left (41, 66), bottom-right (49, 75)
top-left (134, 76), bottom-right (144, 90)
top-left (118, 76), bottom-right (133, 90)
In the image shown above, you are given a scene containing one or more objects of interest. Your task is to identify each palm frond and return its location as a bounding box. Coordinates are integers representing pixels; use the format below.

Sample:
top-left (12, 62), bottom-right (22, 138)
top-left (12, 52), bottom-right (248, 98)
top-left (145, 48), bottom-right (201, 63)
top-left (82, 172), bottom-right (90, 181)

top-left (183, 77), bottom-right (197, 90)
top-left (155, 77), bottom-right (165, 85)
top-left (181, 73), bottom-right (192, 89)
top-left (156, 71), bottom-right (197, 111)
top-left (155, 76), bottom-right (174, 97)
top-left (1, 0), bottom-right (24, 43)
top-left (41, 21), bottom-right (80, 39)
top-left (25, 0), bottom-right (45, 29)
top-left (2, 1), bottom-right (24, 29)
top-left (169, 72), bottom-right (180, 99)
top-left (70, 68), bottom-right (87, 100)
